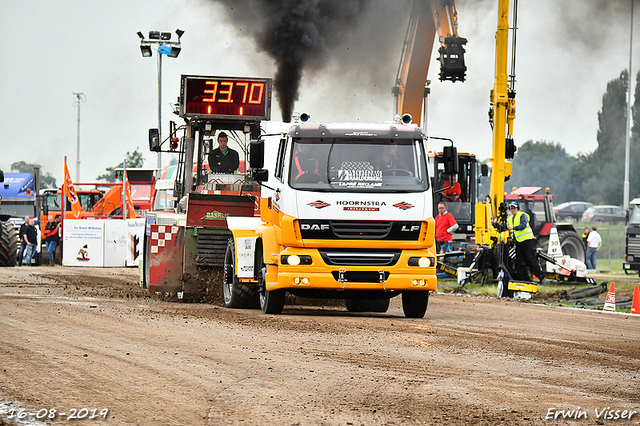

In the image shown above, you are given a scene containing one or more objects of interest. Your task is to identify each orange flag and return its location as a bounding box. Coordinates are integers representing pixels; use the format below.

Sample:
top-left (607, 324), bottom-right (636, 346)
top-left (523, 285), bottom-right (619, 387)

top-left (124, 171), bottom-right (136, 219)
top-left (63, 158), bottom-right (82, 218)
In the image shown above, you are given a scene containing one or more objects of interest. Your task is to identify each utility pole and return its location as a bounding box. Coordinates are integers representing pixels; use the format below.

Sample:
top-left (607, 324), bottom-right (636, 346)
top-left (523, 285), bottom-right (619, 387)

top-left (624, 0), bottom-right (634, 209)
top-left (157, 53), bottom-right (163, 178)
top-left (73, 92), bottom-right (85, 182)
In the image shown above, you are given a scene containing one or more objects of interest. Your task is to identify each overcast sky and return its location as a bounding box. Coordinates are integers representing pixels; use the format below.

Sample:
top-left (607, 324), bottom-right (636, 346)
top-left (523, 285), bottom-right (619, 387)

top-left (0, 0), bottom-right (637, 185)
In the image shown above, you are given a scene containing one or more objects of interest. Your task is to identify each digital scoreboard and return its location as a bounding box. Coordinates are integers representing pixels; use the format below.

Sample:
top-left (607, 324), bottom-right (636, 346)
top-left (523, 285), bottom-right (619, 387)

top-left (179, 75), bottom-right (272, 121)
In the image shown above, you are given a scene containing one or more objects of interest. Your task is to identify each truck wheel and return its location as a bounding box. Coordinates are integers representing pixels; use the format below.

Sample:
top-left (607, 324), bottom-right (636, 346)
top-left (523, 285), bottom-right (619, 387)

top-left (257, 261), bottom-right (285, 314)
top-left (0, 222), bottom-right (19, 267)
top-left (222, 239), bottom-right (258, 308)
top-left (345, 298), bottom-right (390, 313)
top-left (401, 291), bottom-right (429, 318)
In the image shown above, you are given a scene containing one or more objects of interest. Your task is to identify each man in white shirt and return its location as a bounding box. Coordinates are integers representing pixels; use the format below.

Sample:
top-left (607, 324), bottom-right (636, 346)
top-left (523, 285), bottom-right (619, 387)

top-left (586, 226), bottom-right (602, 271)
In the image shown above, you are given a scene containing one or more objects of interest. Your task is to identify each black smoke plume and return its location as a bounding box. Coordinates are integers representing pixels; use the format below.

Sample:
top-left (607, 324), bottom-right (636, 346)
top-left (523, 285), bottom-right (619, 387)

top-left (212, 0), bottom-right (372, 121)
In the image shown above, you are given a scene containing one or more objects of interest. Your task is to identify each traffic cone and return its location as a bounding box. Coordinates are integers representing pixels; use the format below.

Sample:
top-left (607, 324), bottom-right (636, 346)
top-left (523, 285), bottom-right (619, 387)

top-left (603, 282), bottom-right (616, 312)
top-left (631, 285), bottom-right (640, 315)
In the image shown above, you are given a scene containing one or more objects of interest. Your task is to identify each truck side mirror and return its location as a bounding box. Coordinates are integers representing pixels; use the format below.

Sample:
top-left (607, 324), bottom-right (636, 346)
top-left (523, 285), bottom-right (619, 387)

top-left (149, 128), bottom-right (160, 152)
top-left (250, 169), bottom-right (269, 182)
top-left (442, 145), bottom-right (458, 175)
top-left (0, 169), bottom-right (4, 182)
top-left (250, 139), bottom-right (265, 169)
top-left (480, 164), bottom-right (489, 177)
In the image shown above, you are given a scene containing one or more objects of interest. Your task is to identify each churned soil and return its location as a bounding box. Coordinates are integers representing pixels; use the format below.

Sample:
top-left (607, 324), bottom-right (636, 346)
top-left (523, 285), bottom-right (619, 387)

top-left (0, 266), bottom-right (639, 425)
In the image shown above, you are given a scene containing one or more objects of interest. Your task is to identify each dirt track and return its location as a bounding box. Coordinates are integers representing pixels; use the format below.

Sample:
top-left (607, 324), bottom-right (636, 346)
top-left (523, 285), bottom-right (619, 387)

top-left (0, 266), bottom-right (639, 425)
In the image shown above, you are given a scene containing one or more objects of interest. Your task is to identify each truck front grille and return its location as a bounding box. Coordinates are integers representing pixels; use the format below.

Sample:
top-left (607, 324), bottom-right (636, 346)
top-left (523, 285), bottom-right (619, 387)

top-left (330, 221), bottom-right (392, 239)
top-left (319, 250), bottom-right (401, 266)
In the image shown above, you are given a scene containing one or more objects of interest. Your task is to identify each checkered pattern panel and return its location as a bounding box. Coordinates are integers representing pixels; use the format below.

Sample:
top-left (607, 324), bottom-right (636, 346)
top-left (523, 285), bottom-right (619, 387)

top-left (149, 224), bottom-right (180, 254)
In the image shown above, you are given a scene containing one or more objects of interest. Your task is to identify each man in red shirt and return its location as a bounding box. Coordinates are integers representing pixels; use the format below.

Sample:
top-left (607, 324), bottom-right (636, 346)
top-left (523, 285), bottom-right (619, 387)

top-left (441, 174), bottom-right (461, 202)
top-left (435, 202), bottom-right (458, 253)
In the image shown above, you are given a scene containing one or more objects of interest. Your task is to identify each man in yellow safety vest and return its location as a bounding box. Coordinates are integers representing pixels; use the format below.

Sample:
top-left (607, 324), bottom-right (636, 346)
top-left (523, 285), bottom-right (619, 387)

top-left (506, 201), bottom-right (546, 285)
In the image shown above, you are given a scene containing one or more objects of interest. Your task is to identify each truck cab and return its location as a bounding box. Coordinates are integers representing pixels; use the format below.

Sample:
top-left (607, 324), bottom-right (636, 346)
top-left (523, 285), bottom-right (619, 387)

top-left (225, 122), bottom-right (441, 317)
top-left (430, 152), bottom-right (484, 241)
top-left (624, 198), bottom-right (640, 275)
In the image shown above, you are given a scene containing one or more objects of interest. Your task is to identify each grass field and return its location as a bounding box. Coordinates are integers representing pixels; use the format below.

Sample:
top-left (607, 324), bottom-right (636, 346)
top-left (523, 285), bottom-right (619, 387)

top-left (439, 276), bottom-right (639, 313)
top-left (438, 221), bottom-right (640, 312)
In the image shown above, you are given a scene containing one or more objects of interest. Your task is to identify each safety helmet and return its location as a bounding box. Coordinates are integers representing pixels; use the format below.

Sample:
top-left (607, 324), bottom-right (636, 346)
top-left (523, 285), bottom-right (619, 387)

top-left (508, 201), bottom-right (519, 208)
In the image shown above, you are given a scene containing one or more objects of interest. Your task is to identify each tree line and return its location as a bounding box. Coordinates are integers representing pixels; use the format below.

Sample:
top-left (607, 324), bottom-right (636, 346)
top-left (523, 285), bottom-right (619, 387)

top-left (506, 69), bottom-right (640, 206)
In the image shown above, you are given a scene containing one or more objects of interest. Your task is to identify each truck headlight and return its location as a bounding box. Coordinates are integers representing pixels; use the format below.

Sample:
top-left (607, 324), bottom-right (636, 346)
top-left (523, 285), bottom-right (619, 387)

top-left (408, 256), bottom-right (434, 267)
top-left (628, 255), bottom-right (634, 262)
top-left (281, 254), bottom-right (312, 265)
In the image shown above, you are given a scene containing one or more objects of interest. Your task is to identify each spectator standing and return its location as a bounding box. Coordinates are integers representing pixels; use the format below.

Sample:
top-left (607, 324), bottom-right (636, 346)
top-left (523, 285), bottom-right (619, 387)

top-left (55, 214), bottom-right (62, 264)
top-left (43, 215), bottom-right (60, 266)
top-left (586, 226), bottom-right (602, 271)
top-left (582, 227), bottom-right (590, 247)
top-left (435, 202), bottom-right (458, 253)
top-left (22, 218), bottom-right (38, 266)
top-left (17, 215), bottom-right (30, 266)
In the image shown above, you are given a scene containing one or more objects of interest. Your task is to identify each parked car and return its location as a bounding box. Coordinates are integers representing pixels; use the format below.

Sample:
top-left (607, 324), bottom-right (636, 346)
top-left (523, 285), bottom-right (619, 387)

top-left (581, 205), bottom-right (627, 223)
top-left (554, 201), bottom-right (593, 222)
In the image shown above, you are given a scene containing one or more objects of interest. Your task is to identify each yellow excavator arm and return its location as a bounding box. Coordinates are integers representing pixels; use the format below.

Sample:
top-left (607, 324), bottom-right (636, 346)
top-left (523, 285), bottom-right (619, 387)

top-left (393, 0), bottom-right (467, 126)
top-left (475, 0), bottom-right (517, 245)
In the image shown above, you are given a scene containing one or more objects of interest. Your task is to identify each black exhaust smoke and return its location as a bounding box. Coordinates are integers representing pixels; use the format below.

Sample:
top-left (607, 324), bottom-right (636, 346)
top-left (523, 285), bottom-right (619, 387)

top-left (212, 0), bottom-right (371, 122)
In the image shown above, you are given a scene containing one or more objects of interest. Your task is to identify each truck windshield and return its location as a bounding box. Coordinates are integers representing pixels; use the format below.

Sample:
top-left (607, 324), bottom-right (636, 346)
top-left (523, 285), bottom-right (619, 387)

top-left (289, 138), bottom-right (429, 192)
top-left (43, 192), bottom-right (103, 211)
top-left (153, 189), bottom-right (176, 211)
top-left (630, 204), bottom-right (640, 225)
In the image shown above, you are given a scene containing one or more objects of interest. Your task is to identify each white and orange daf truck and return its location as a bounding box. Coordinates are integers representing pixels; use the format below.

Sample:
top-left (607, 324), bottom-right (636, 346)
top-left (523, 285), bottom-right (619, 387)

top-left (224, 120), bottom-right (449, 318)
top-left (142, 74), bottom-right (452, 317)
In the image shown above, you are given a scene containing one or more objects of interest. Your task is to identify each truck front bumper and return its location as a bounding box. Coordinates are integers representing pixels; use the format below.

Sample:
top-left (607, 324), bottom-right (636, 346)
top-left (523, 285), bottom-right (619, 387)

top-left (266, 248), bottom-right (437, 292)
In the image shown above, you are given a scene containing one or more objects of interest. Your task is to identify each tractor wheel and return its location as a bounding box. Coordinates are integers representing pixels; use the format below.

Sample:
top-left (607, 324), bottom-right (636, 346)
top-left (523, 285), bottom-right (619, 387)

top-left (558, 230), bottom-right (586, 264)
top-left (222, 239), bottom-right (258, 308)
top-left (401, 291), bottom-right (429, 318)
top-left (537, 231), bottom-right (586, 265)
top-left (0, 222), bottom-right (19, 267)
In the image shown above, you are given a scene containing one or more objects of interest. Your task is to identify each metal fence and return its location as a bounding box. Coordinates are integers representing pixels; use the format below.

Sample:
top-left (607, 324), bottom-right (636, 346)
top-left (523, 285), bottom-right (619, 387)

top-left (582, 224), bottom-right (626, 270)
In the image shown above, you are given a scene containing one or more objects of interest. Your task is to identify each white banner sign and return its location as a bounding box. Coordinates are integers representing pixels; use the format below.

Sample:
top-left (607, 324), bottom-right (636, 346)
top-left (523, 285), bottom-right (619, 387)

top-left (62, 220), bottom-right (105, 267)
top-left (62, 219), bottom-right (146, 267)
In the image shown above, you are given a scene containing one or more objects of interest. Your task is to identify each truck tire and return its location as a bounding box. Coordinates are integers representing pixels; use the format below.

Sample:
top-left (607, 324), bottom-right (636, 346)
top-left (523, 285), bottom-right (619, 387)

top-left (222, 239), bottom-right (258, 308)
top-left (401, 291), bottom-right (429, 318)
top-left (0, 222), bottom-right (19, 267)
top-left (345, 298), bottom-right (390, 313)
top-left (537, 230), bottom-right (586, 265)
top-left (257, 260), bottom-right (285, 314)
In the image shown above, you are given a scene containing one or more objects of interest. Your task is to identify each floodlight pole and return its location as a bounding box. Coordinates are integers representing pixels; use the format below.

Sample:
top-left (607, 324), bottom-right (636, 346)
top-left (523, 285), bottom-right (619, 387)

top-left (73, 92), bottom-right (84, 182)
top-left (137, 30), bottom-right (183, 178)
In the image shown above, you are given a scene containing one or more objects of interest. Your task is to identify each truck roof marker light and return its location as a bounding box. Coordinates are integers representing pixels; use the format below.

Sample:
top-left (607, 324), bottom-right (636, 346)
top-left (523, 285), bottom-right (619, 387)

top-left (207, 105), bottom-right (212, 114)
top-left (240, 106), bottom-right (244, 115)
